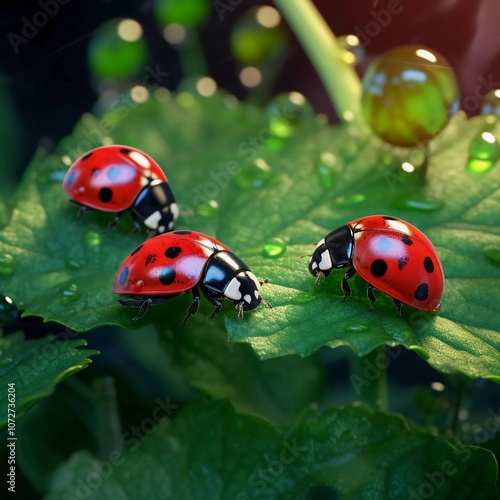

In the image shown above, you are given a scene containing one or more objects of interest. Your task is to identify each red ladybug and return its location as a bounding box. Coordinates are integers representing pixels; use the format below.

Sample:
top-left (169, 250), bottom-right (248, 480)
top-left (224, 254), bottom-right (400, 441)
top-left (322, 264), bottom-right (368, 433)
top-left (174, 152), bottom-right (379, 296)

top-left (113, 230), bottom-right (271, 324)
top-left (63, 145), bottom-right (178, 235)
top-left (308, 215), bottom-right (444, 314)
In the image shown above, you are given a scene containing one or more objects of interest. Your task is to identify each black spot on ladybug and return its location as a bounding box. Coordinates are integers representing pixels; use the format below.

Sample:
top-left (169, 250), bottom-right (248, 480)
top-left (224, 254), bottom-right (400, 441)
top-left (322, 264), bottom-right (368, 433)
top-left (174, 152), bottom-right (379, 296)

top-left (120, 148), bottom-right (131, 154)
top-left (414, 283), bottom-right (429, 301)
top-left (130, 244), bottom-right (143, 256)
top-left (81, 152), bottom-right (93, 161)
top-left (145, 254), bottom-right (157, 266)
top-left (106, 167), bottom-right (121, 181)
top-left (402, 235), bottom-right (413, 246)
top-left (118, 266), bottom-right (129, 286)
top-left (382, 216), bottom-right (397, 221)
top-left (398, 257), bottom-right (409, 270)
top-left (165, 246), bottom-right (182, 258)
top-left (99, 187), bottom-right (113, 203)
top-left (159, 266), bottom-right (176, 285)
top-left (90, 168), bottom-right (100, 177)
top-left (370, 259), bottom-right (388, 278)
top-left (174, 230), bottom-right (192, 235)
top-left (424, 256), bottom-right (434, 273)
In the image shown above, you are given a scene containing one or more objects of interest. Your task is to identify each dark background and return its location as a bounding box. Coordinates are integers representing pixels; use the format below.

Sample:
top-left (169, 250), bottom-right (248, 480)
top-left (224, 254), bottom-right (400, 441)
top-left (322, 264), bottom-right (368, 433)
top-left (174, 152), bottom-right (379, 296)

top-left (1, 0), bottom-right (500, 180)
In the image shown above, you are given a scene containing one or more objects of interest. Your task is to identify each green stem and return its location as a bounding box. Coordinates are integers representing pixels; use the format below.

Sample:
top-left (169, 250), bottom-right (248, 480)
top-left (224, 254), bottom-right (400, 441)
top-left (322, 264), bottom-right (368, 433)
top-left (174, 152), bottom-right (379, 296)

top-left (350, 347), bottom-right (389, 411)
top-left (273, 0), bottom-right (367, 131)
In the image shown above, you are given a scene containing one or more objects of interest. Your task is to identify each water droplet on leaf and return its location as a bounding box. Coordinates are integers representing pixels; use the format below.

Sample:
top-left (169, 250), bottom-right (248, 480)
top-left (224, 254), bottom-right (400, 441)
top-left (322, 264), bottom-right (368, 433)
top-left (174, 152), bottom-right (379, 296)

top-left (266, 92), bottom-right (314, 138)
top-left (362, 45), bottom-right (459, 146)
top-left (0, 296), bottom-right (17, 324)
top-left (262, 238), bottom-right (286, 258)
top-left (0, 254), bottom-right (16, 276)
top-left (65, 258), bottom-right (82, 270)
top-left (84, 231), bottom-right (102, 264)
top-left (237, 158), bottom-right (272, 188)
top-left (392, 193), bottom-right (444, 212)
top-left (335, 194), bottom-right (365, 205)
top-left (60, 283), bottom-right (81, 304)
top-left (344, 324), bottom-right (368, 333)
top-left (315, 152), bottom-right (337, 189)
top-left (195, 199), bottom-right (220, 217)
top-left (466, 131), bottom-right (500, 173)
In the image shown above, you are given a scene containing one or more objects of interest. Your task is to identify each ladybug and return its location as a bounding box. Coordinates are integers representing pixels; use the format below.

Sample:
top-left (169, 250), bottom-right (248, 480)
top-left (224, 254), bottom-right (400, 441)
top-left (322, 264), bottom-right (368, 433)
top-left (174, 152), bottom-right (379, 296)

top-left (63, 145), bottom-right (179, 235)
top-left (113, 230), bottom-right (271, 324)
top-left (308, 215), bottom-right (444, 314)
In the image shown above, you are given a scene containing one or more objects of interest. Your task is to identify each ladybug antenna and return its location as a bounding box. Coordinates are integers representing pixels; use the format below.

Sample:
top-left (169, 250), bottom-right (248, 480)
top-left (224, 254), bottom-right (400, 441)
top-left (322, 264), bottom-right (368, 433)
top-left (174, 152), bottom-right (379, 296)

top-left (262, 297), bottom-right (273, 310)
top-left (299, 254), bottom-right (312, 259)
top-left (259, 278), bottom-right (269, 286)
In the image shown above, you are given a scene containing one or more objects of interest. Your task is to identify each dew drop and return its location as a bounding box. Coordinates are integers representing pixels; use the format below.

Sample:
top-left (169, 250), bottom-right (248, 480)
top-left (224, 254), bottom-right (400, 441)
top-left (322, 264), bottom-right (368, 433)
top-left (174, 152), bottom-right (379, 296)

top-left (466, 131), bottom-right (500, 173)
top-left (0, 356), bottom-right (13, 368)
top-left (59, 283), bottom-right (81, 304)
top-left (131, 279), bottom-right (145, 293)
top-left (0, 254), bottom-right (16, 276)
top-left (195, 199), bottom-right (220, 217)
top-left (266, 92), bottom-right (314, 138)
top-left (484, 246), bottom-right (500, 266)
top-left (0, 296), bottom-right (17, 324)
top-left (335, 193), bottom-right (365, 205)
top-left (65, 258), bottom-right (82, 270)
top-left (262, 237), bottom-right (286, 258)
top-left (337, 34), bottom-right (365, 65)
top-left (237, 158), bottom-right (272, 188)
top-left (84, 230), bottom-right (102, 264)
top-left (315, 152), bottom-right (337, 189)
top-left (344, 324), bottom-right (368, 333)
top-left (84, 230), bottom-right (102, 248)
top-left (481, 89), bottom-right (500, 116)
top-left (392, 193), bottom-right (444, 212)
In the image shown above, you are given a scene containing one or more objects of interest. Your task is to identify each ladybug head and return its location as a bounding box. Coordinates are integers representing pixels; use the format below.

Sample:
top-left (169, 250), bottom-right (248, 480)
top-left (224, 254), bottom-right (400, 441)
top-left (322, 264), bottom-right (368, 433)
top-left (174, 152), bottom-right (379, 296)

top-left (309, 225), bottom-right (354, 284)
top-left (223, 271), bottom-right (263, 317)
top-left (309, 240), bottom-right (333, 282)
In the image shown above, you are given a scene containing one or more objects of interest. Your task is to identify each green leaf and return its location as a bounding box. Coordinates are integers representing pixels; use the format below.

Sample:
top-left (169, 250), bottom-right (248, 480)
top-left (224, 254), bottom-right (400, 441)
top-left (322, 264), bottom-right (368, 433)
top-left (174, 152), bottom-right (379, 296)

top-left (45, 400), bottom-right (498, 500)
top-left (0, 332), bottom-right (98, 429)
top-left (0, 94), bottom-right (499, 380)
top-left (157, 302), bottom-right (325, 424)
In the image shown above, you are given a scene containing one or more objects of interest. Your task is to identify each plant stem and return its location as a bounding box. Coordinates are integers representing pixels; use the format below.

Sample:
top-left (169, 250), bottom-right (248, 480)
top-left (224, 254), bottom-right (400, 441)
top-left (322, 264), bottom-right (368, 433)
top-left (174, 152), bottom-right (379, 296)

top-left (350, 347), bottom-right (389, 411)
top-left (273, 0), bottom-right (368, 131)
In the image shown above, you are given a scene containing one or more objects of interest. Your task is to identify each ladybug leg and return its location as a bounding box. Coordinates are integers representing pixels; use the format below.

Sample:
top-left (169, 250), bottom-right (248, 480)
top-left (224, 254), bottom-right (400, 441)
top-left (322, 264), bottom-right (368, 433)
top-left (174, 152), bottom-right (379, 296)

top-left (341, 267), bottom-right (356, 301)
top-left (393, 298), bottom-right (402, 316)
top-left (130, 212), bottom-right (141, 233)
top-left (76, 206), bottom-right (87, 223)
top-left (209, 299), bottom-right (223, 320)
top-left (133, 298), bottom-right (153, 322)
top-left (367, 284), bottom-right (377, 311)
top-left (106, 212), bottom-right (124, 232)
top-left (183, 287), bottom-right (201, 325)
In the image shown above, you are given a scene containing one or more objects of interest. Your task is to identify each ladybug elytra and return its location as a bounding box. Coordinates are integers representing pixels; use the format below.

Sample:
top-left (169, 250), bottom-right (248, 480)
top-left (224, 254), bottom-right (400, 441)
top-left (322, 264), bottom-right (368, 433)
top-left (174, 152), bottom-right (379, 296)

top-left (308, 215), bottom-right (444, 314)
top-left (113, 230), bottom-right (271, 324)
top-left (63, 145), bottom-right (179, 235)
